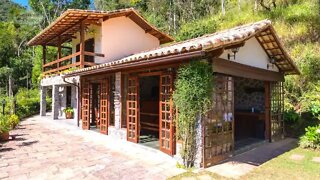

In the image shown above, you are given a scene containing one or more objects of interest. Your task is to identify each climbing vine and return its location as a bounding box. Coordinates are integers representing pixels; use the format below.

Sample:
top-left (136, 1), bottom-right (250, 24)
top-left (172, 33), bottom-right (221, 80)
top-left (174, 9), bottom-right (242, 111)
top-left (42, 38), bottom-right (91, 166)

top-left (173, 60), bottom-right (213, 168)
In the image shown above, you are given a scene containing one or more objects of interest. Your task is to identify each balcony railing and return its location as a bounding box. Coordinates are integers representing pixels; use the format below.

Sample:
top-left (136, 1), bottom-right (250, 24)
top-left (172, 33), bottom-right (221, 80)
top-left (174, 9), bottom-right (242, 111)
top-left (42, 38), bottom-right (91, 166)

top-left (43, 51), bottom-right (104, 75)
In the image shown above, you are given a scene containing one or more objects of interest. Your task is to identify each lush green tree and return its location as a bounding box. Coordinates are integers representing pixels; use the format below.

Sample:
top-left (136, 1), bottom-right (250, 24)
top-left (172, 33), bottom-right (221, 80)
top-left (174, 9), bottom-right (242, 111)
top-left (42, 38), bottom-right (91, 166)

top-left (29, 0), bottom-right (91, 28)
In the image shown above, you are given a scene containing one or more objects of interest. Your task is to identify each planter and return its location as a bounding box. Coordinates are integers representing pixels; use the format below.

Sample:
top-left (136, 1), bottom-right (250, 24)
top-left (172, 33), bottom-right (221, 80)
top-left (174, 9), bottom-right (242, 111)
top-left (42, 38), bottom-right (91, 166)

top-left (65, 112), bottom-right (74, 119)
top-left (0, 132), bottom-right (9, 141)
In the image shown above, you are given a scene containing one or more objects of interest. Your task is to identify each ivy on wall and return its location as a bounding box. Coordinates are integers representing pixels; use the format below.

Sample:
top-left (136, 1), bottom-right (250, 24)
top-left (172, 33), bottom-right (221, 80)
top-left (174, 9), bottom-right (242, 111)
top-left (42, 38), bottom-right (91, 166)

top-left (173, 60), bottom-right (213, 167)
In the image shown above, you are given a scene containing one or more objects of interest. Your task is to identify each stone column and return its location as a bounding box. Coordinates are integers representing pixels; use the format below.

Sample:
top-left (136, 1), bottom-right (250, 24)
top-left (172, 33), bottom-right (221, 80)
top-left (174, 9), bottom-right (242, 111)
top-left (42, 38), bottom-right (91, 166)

top-left (52, 85), bottom-right (59, 120)
top-left (71, 85), bottom-right (78, 121)
top-left (114, 72), bottom-right (122, 129)
top-left (40, 86), bottom-right (47, 116)
top-left (194, 114), bottom-right (203, 168)
top-left (59, 86), bottom-right (67, 117)
top-left (175, 114), bottom-right (203, 168)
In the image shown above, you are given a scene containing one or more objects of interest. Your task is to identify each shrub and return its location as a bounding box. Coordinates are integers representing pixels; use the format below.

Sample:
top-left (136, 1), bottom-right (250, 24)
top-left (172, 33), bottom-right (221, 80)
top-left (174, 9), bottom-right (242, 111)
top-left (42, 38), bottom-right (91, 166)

top-left (176, 17), bottom-right (218, 41)
top-left (0, 116), bottom-right (11, 133)
top-left (284, 109), bottom-right (300, 124)
top-left (299, 125), bottom-right (320, 149)
top-left (8, 114), bottom-right (19, 128)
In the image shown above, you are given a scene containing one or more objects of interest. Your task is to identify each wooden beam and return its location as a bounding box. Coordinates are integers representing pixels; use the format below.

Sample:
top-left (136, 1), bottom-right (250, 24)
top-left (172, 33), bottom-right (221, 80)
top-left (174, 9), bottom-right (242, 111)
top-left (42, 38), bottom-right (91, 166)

top-left (212, 58), bottom-right (284, 82)
top-left (80, 21), bottom-right (85, 69)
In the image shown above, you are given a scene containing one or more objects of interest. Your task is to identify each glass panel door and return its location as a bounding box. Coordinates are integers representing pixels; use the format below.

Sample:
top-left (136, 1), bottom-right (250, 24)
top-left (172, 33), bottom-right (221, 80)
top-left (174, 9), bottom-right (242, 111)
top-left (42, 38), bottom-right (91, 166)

top-left (127, 76), bottom-right (139, 143)
top-left (159, 74), bottom-right (174, 155)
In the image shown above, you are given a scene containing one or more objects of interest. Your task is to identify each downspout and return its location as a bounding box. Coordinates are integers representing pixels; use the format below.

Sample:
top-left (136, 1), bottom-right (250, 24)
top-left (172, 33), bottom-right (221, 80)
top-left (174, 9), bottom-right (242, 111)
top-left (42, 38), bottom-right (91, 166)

top-left (62, 76), bottom-right (80, 127)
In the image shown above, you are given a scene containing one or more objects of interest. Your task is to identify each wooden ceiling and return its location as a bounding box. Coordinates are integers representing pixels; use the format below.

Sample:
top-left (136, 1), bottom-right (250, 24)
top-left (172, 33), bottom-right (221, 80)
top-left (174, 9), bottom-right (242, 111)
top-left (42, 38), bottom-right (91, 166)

top-left (27, 8), bottom-right (174, 46)
top-left (255, 26), bottom-right (299, 75)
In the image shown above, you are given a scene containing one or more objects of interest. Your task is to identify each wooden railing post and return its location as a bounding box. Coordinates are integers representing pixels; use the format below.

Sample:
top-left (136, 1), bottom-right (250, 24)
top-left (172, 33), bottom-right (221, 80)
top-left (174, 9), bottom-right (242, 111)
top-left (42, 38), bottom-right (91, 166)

top-left (80, 21), bottom-right (85, 69)
top-left (42, 45), bottom-right (46, 72)
top-left (57, 36), bottom-right (62, 70)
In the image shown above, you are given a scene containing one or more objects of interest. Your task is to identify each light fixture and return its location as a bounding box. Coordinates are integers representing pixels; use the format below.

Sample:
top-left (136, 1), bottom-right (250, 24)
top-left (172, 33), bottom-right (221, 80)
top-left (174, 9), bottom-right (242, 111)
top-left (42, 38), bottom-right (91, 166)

top-left (267, 57), bottom-right (276, 69)
top-left (227, 47), bottom-right (240, 60)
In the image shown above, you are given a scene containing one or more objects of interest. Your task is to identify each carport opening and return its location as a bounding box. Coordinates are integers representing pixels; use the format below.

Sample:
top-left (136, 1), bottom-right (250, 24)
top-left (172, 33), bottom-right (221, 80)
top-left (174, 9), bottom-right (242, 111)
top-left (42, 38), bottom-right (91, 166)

top-left (139, 76), bottom-right (160, 149)
top-left (234, 77), bottom-right (266, 150)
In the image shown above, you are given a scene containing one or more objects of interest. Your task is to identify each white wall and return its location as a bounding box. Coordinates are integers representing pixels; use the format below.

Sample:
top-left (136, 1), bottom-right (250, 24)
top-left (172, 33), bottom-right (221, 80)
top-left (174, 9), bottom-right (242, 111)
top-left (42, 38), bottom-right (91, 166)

top-left (220, 37), bottom-right (279, 72)
top-left (101, 16), bottom-right (160, 63)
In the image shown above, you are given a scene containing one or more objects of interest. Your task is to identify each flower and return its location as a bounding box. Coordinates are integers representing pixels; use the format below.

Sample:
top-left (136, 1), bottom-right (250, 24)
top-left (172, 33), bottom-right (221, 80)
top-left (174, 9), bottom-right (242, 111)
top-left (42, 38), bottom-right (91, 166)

top-left (316, 128), bottom-right (320, 134)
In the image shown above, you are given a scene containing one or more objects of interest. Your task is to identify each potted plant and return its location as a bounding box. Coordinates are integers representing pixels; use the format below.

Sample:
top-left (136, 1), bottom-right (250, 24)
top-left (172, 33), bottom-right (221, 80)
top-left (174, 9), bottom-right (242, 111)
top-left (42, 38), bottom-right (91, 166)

top-left (63, 107), bottom-right (74, 119)
top-left (0, 116), bottom-right (11, 141)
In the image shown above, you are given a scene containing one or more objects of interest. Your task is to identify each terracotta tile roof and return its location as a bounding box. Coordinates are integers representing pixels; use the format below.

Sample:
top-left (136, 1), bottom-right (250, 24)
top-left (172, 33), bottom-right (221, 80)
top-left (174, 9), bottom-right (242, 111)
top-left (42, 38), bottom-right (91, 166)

top-left (64, 19), bottom-right (299, 76)
top-left (28, 8), bottom-right (174, 46)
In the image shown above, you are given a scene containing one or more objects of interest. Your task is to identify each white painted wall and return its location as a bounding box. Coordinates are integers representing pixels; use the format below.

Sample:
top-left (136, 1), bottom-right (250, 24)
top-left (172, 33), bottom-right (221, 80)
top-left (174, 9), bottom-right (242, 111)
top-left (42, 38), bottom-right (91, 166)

top-left (220, 37), bottom-right (279, 72)
top-left (101, 16), bottom-right (160, 63)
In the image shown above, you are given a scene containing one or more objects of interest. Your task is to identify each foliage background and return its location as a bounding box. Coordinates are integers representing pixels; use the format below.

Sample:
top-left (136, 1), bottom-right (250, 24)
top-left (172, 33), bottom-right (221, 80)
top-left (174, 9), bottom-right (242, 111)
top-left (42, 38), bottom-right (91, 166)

top-left (0, 0), bottom-right (319, 137)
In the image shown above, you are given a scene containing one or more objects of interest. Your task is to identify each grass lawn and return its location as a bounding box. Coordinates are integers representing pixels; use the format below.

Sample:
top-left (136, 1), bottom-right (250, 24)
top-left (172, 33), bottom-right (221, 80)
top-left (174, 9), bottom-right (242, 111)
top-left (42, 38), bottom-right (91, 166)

top-left (169, 147), bottom-right (320, 180)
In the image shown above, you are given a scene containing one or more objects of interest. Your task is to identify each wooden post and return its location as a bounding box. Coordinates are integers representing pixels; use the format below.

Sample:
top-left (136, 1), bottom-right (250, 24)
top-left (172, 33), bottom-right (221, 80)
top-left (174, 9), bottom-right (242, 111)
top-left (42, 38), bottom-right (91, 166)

top-left (42, 45), bottom-right (47, 72)
top-left (57, 36), bottom-right (61, 69)
top-left (80, 21), bottom-right (85, 69)
top-left (264, 81), bottom-right (271, 142)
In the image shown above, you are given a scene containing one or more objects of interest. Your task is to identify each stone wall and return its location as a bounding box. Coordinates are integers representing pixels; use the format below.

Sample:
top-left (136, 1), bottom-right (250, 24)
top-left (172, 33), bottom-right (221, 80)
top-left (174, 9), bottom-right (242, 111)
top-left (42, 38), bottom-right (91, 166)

top-left (234, 77), bottom-right (265, 112)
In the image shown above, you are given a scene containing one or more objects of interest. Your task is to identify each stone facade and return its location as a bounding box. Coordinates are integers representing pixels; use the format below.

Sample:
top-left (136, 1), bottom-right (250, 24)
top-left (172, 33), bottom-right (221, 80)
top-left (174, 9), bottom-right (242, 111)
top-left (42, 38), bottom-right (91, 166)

top-left (40, 75), bottom-right (79, 121)
top-left (234, 77), bottom-right (265, 112)
top-left (114, 72), bottom-right (122, 130)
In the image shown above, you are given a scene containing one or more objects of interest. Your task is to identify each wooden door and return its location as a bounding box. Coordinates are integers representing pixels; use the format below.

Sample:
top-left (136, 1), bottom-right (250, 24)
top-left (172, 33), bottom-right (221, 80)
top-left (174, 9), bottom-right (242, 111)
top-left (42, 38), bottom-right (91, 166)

top-left (127, 76), bottom-right (139, 143)
top-left (100, 78), bottom-right (109, 134)
top-left (203, 74), bottom-right (234, 167)
top-left (270, 81), bottom-right (284, 141)
top-left (159, 74), bottom-right (175, 155)
top-left (81, 80), bottom-right (90, 130)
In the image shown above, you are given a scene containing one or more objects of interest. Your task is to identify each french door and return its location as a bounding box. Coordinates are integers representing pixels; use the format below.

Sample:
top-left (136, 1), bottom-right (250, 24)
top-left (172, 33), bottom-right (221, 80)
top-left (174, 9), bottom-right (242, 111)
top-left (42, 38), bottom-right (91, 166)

top-left (100, 78), bottom-right (109, 134)
top-left (159, 73), bottom-right (175, 155)
top-left (203, 74), bottom-right (234, 167)
top-left (127, 76), bottom-right (139, 143)
top-left (81, 80), bottom-right (90, 130)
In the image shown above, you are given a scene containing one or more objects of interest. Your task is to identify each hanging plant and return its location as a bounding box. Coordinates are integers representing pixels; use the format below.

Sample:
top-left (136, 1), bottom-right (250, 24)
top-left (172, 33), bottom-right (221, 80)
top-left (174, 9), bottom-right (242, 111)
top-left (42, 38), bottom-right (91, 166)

top-left (173, 60), bottom-right (213, 168)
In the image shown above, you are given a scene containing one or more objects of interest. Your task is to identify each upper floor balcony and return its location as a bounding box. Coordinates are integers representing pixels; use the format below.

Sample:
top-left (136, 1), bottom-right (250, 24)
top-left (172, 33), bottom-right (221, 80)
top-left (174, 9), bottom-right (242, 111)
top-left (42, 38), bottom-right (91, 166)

top-left (27, 9), bottom-right (174, 76)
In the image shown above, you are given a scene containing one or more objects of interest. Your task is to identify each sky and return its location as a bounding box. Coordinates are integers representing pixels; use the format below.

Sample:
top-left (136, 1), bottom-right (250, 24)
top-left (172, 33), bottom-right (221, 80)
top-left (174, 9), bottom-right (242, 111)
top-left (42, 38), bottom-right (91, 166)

top-left (13, 0), bottom-right (29, 7)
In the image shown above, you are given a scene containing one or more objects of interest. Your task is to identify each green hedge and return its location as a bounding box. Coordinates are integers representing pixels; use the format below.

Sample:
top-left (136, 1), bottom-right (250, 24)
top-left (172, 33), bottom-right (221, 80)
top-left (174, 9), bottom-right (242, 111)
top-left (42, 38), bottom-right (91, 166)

top-left (0, 88), bottom-right (51, 119)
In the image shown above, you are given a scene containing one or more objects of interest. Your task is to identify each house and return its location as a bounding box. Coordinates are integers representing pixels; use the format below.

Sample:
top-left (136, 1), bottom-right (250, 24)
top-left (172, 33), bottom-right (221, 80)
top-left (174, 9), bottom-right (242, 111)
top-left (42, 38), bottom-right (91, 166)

top-left (27, 8), bottom-right (300, 168)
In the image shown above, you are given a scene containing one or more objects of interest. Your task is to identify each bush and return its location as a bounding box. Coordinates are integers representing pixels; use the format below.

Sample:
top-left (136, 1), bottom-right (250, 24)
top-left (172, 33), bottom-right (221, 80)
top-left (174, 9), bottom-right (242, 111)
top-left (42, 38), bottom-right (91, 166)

top-left (176, 17), bottom-right (218, 41)
top-left (8, 114), bottom-right (19, 128)
top-left (15, 88), bottom-right (51, 118)
top-left (0, 88), bottom-right (51, 119)
top-left (0, 116), bottom-right (11, 133)
top-left (284, 109), bottom-right (300, 124)
top-left (299, 125), bottom-right (320, 149)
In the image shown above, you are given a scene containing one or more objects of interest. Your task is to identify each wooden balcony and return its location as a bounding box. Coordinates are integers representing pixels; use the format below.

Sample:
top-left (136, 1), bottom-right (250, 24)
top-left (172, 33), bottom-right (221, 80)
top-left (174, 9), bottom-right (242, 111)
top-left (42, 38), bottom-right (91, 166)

top-left (42, 51), bottom-right (104, 75)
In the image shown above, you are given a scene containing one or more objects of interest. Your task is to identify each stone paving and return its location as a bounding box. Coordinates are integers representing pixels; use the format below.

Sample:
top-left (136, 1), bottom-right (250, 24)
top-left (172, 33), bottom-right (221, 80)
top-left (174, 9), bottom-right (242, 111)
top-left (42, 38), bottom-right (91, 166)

top-left (0, 115), bottom-right (184, 180)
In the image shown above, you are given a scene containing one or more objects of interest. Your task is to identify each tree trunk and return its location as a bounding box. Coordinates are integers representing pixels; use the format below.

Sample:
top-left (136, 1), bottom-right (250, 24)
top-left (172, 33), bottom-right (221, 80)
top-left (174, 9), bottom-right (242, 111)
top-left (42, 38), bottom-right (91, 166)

top-left (221, 0), bottom-right (225, 16)
top-left (238, 0), bottom-right (241, 11)
top-left (255, 0), bottom-right (258, 11)
top-left (8, 75), bottom-right (13, 98)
